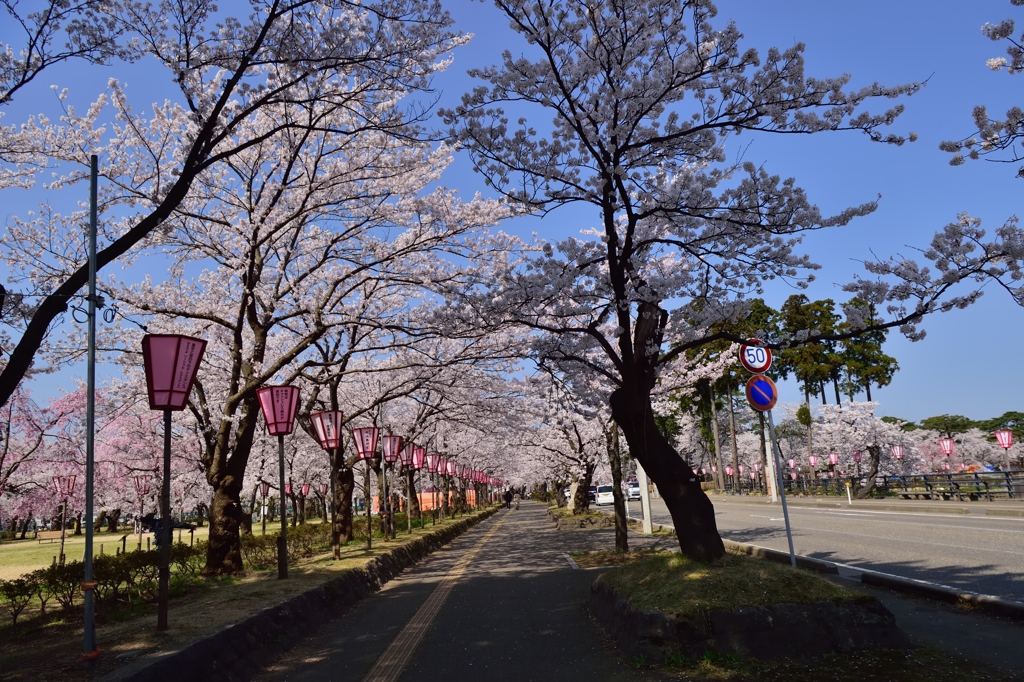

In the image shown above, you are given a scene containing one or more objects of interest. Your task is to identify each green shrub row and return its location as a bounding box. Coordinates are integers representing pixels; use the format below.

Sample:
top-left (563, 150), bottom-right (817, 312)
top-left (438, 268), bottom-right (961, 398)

top-left (0, 541), bottom-right (205, 625)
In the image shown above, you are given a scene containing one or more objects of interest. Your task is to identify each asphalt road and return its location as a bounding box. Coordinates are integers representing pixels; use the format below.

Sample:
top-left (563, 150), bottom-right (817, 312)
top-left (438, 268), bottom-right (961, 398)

top-left (617, 497), bottom-right (1024, 602)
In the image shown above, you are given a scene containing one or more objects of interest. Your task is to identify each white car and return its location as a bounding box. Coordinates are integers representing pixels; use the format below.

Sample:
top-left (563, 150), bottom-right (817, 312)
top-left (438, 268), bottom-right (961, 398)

top-left (595, 484), bottom-right (615, 505)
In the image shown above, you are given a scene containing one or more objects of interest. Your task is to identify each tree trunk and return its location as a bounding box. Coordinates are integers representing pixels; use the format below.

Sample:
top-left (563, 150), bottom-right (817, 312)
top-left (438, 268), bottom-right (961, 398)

top-left (709, 385), bottom-right (725, 490)
top-left (571, 462), bottom-right (596, 514)
top-left (196, 502), bottom-right (208, 527)
top-left (606, 423), bottom-right (628, 552)
top-left (820, 380), bottom-right (828, 404)
top-left (93, 510), bottom-right (107, 532)
top-left (332, 464), bottom-right (355, 556)
top-left (865, 382), bottom-right (872, 401)
top-left (406, 469), bottom-right (421, 520)
top-left (727, 385), bottom-right (739, 491)
top-left (203, 482), bottom-right (246, 575)
top-left (73, 513), bottom-right (82, 535)
top-left (855, 445), bottom-right (881, 499)
top-left (106, 508), bottom-right (121, 533)
top-left (833, 377), bottom-right (842, 407)
top-left (610, 382), bottom-right (724, 562)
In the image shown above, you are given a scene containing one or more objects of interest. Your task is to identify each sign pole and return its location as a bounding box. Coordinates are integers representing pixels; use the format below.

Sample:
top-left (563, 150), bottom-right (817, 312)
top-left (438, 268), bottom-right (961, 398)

top-left (765, 409), bottom-right (796, 568)
top-left (636, 463), bottom-right (653, 535)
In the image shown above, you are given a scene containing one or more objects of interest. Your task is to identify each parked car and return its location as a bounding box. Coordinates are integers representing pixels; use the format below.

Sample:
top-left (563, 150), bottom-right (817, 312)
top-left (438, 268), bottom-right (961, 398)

top-left (563, 487), bottom-right (571, 500)
top-left (626, 480), bottom-right (641, 500)
top-left (595, 484), bottom-right (614, 506)
top-left (564, 485), bottom-right (598, 502)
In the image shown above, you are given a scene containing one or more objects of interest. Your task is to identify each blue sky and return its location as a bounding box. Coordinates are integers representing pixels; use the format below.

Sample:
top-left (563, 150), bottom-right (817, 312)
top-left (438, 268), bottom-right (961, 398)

top-left (2, 0), bottom-right (1021, 424)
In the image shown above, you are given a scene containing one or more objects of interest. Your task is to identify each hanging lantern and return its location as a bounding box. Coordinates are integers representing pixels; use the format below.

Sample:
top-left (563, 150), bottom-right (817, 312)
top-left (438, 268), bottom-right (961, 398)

top-left (318, 483), bottom-right (328, 496)
top-left (725, 465), bottom-right (734, 476)
top-left (938, 437), bottom-right (954, 456)
top-left (790, 472), bottom-right (797, 480)
top-left (943, 463), bottom-right (951, 472)
top-left (808, 455), bottom-right (818, 467)
top-left (995, 429), bottom-right (1014, 449)
top-left (413, 446), bottom-right (426, 470)
top-left (425, 452), bottom-right (440, 473)
top-left (399, 443), bottom-right (415, 467)
top-left (787, 458), bottom-right (795, 469)
top-left (256, 386), bottom-right (300, 436)
top-left (446, 459), bottom-right (457, 476)
top-left (285, 483), bottom-right (292, 495)
top-left (53, 475), bottom-right (77, 498)
top-left (259, 481), bottom-right (270, 497)
top-left (738, 464), bottom-right (745, 474)
top-left (828, 452), bottom-right (839, 466)
top-left (310, 410), bottom-right (344, 450)
top-left (141, 334), bottom-right (207, 410)
top-left (351, 427), bottom-right (380, 460)
top-left (852, 451), bottom-right (863, 463)
top-left (300, 483), bottom-right (310, 497)
top-left (753, 462), bottom-right (761, 472)
top-left (749, 471), bottom-right (756, 480)
top-left (133, 475), bottom-right (151, 496)
top-left (381, 435), bottom-right (402, 464)
top-left (890, 444), bottom-right (905, 460)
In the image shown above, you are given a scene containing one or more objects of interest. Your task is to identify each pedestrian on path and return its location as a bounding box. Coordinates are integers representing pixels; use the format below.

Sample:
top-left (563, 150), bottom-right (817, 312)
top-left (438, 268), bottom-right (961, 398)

top-left (503, 490), bottom-right (513, 509)
top-left (513, 492), bottom-right (521, 510)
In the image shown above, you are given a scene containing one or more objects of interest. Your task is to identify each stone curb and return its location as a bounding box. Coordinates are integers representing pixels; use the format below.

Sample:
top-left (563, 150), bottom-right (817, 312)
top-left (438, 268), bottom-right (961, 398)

top-left (723, 538), bottom-right (1024, 622)
top-left (102, 506), bottom-right (501, 682)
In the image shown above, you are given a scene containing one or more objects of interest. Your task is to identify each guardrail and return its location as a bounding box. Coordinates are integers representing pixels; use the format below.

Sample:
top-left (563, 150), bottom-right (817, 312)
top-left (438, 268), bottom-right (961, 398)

top-left (717, 471), bottom-right (1024, 501)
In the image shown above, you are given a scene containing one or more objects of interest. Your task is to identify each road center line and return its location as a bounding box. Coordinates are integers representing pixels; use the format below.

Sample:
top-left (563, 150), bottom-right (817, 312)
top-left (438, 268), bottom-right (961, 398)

top-left (361, 511), bottom-right (510, 682)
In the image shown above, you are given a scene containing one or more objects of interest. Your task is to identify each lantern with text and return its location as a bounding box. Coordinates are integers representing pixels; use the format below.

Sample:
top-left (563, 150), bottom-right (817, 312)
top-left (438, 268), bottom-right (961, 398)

top-left (890, 443), bottom-right (906, 477)
top-left (828, 452), bottom-right (839, 466)
top-left (380, 435), bottom-right (402, 539)
top-left (301, 483), bottom-right (310, 497)
top-left (382, 435), bottom-right (402, 464)
top-left (310, 411), bottom-right (344, 451)
top-left (413, 446), bottom-right (426, 470)
top-left (285, 483), bottom-right (292, 496)
top-left (400, 444), bottom-right (414, 468)
top-left (938, 437), bottom-right (955, 457)
top-left (256, 385), bottom-right (300, 581)
top-left (995, 429), bottom-right (1014, 470)
top-left (142, 333), bottom-right (207, 630)
top-left (350, 427), bottom-right (380, 548)
top-left (425, 452), bottom-right (440, 473)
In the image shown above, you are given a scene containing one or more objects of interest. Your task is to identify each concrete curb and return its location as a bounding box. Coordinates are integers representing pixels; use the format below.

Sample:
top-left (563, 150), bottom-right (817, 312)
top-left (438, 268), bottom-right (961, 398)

top-left (722, 538), bottom-right (1024, 622)
top-left (101, 506), bottom-right (502, 682)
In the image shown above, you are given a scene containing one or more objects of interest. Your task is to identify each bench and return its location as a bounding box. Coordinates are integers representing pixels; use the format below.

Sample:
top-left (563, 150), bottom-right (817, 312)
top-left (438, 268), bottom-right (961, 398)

top-left (36, 530), bottom-right (63, 544)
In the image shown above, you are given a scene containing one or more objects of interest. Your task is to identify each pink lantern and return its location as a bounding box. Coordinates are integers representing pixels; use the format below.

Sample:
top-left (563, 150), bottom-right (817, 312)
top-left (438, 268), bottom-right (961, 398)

top-left (460, 465), bottom-right (469, 479)
top-left (425, 452), bottom-right (439, 473)
top-left (446, 459), bottom-right (457, 476)
top-left (943, 463), bottom-right (951, 472)
top-left (700, 467), bottom-right (707, 475)
top-left (319, 483), bottom-right (328, 496)
top-left (413, 446), bottom-right (426, 470)
top-left (938, 437), bottom-right (954, 456)
top-left (749, 471), bottom-right (756, 480)
top-left (351, 427), bottom-right (380, 460)
top-left (141, 334), bottom-right (208, 410)
top-left (711, 465), bottom-right (717, 473)
top-left (808, 455), bottom-right (818, 467)
top-left (995, 429), bottom-right (1014, 449)
top-left (310, 410), bottom-right (344, 450)
top-left (133, 475), bottom-right (151, 496)
top-left (958, 463), bottom-right (967, 472)
top-left (738, 464), bottom-right (745, 474)
top-left (852, 451), bottom-right (862, 463)
top-left (399, 444), bottom-right (414, 467)
top-left (725, 465), bottom-right (734, 476)
top-left (753, 462), bottom-right (761, 472)
top-left (53, 475), bottom-right (77, 498)
top-left (790, 472), bottom-right (797, 480)
top-left (828, 452), bottom-right (839, 466)
top-left (890, 444), bottom-right (905, 460)
top-left (381, 435), bottom-right (402, 464)
top-left (285, 483), bottom-right (292, 495)
top-left (787, 458), bottom-right (795, 469)
top-left (828, 471), bottom-right (835, 478)
top-left (301, 483), bottom-right (310, 497)
top-left (259, 481), bottom-right (270, 497)
top-left (256, 386), bottom-right (300, 436)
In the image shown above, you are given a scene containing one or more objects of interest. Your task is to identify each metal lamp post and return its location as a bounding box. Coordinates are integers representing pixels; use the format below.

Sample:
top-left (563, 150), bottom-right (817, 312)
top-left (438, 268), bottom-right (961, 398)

top-left (425, 452), bottom-right (439, 524)
top-left (133, 476), bottom-right (150, 550)
top-left (381, 435), bottom-right (402, 540)
top-left (259, 481), bottom-right (270, 535)
top-left (399, 443), bottom-right (414, 533)
top-left (351, 427), bottom-right (380, 549)
top-left (255, 385), bottom-right (301, 580)
top-left (310, 409), bottom-right (344, 558)
top-left (53, 475), bottom-right (76, 566)
top-left (995, 430), bottom-right (1014, 471)
top-left (412, 446), bottom-right (425, 528)
top-left (141, 333), bottom-right (207, 630)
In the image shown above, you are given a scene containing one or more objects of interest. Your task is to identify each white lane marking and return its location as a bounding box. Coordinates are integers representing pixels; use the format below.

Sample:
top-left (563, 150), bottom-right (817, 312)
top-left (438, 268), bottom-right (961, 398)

top-left (718, 501), bottom-right (1024, 524)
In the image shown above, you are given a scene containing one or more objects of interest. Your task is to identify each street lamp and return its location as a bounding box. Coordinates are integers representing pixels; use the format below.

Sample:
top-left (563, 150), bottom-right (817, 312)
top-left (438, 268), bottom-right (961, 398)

top-left (399, 443), bottom-right (415, 533)
top-left (890, 443), bottom-right (905, 477)
top-left (351, 426), bottom-right (380, 549)
top-left (255, 385), bottom-right (300, 580)
top-left (939, 437), bottom-right (955, 457)
top-left (425, 452), bottom-right (440, 524)
top-left (381, 435), bottom-right (402, 539)
top-left (142, 333), bottom-right (207, 630)
top-left (133, 475), bottom-right (150, 550)
top-left (852, 451), bottom-right (863, 478)
top-left (995, 429), bottom-right (1014, 471)
top-left (310, 409), bottom-right (343, 559)
top-left (828, 452), bottom-right (839, 467)
top-left (259, 481), bottom-right (270, 535)
top-left (52, 475), bottom-right (76, 566)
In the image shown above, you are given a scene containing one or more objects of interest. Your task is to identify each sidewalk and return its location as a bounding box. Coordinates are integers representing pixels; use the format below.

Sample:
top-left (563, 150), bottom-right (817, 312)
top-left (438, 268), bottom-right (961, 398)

top-left (253, 503), bottom-right (1024, 681)
top-left (253, 503), bottom-right (668, 682)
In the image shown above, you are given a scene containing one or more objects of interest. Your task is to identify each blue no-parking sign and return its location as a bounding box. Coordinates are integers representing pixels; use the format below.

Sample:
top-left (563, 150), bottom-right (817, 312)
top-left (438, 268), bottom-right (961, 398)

top-left (745, 374), bottom-right (778, 412)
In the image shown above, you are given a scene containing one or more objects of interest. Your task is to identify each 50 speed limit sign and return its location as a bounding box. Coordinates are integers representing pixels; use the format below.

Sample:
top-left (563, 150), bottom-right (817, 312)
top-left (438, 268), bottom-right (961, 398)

top-left (738, 339), bottom-right (772, 374)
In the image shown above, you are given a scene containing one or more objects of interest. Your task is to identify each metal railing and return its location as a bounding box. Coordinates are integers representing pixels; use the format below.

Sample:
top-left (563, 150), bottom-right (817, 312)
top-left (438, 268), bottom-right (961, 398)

top-left (716, 471), bottom-right (1024, 501)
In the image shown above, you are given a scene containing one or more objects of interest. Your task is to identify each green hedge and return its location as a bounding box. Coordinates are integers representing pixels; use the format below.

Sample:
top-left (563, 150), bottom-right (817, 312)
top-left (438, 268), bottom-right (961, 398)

top-left (0, 542), bottom-right (206, 625)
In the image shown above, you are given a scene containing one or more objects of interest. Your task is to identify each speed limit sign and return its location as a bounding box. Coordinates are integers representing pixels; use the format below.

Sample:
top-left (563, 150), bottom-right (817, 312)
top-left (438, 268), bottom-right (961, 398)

top-left (739, 339), bottom-right (772, 374)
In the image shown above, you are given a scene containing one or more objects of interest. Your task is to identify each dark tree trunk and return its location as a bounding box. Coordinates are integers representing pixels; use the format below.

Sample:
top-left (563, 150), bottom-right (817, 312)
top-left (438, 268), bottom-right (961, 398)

top-left (606, 424), bottom-right (628, 552)
top-left (855, 445), bottom-right (881, 499)
top-left (833, 377), bottom-right (841, 407)
top-left (441, 477), bottom-right (450, 517)
top-left (93, 510), bottom-right (107, 532)
top-left (406, 469), bottom-right (421, 519)
top-left (572, 462), bottom-right (596, 514)
top-left (865, 382), bottom-right (872, 401)
top-left (333, 465), bottom-right (355, 555)
top-left (195, 502), bottom-right (208, 527)
top-left (552, 479), bottom-right (568, 507)
top-left (105, 508), bottom-right (121, 533)
top-left (610, 381), bottom-right (724, 562)
top-left (202, 482), bottom-right (246, 575)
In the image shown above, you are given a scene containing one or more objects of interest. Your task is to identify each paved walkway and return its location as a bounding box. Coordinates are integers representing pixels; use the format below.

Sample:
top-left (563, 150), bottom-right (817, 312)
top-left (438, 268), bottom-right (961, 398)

top-left (255, 502), bottom-right (1024, 681)
top-left (254, 504), bottom-right (670, 682)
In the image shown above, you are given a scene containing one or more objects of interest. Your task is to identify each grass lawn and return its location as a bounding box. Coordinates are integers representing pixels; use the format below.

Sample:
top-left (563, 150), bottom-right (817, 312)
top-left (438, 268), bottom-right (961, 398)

top-left (585, 549), bottom-right (1018, 681)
